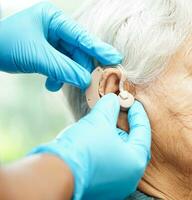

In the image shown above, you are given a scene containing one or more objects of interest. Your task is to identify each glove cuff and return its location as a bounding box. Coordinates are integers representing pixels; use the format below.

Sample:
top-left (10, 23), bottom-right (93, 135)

top-left (29, 142), bottom-right (89, 200)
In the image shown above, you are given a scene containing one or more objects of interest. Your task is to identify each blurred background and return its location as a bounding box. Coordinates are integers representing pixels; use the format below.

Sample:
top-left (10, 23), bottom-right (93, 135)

top-left (0, 0), bottom-right (87, 163)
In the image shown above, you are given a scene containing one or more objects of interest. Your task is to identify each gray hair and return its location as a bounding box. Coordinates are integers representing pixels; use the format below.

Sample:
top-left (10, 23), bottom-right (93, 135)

top-left (65, 0), bottom-right (192, 120)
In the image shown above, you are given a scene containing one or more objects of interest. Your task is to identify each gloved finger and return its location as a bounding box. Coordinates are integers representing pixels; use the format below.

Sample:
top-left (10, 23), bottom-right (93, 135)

top-left (59, 40), bottom-right (94, 72)
top-left (36, 42), bottom-right (91, 90)
top-left (45, 78), bottom-right (63, 92)
top-left (49, 9), bottom-right (123, 65)
top-left (127, 101), bottom-right (151, 160)
top-left (84, 93), bottom-right (120, 127)
top-left (72, 48), bottom-right (94, 72)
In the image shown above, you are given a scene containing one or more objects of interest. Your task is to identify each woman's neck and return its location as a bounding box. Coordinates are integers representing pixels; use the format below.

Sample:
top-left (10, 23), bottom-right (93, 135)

top-left (137, 118), bottom-right (192, 200)
top-left (139, 147), bottom-right (192, 200)
top-left (136, 84), bottom-right (192, 200)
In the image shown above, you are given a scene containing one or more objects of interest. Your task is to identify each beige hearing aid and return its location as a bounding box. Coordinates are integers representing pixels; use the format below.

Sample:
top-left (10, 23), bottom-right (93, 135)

top-left (86, 65), bottom-right (135, 111)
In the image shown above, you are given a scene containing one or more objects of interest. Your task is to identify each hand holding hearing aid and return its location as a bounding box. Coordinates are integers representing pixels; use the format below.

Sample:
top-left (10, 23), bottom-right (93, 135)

top-left (31, 93), bottom-right (151, 200)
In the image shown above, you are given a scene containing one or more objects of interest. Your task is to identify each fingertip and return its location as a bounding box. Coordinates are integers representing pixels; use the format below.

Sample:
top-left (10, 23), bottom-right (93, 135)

top-left (128, 100), bottom-right (151, 137)
top-left (128, 101), bottom-right (148, 120)
top-left (83, 36), bottom-right (123, 65)
top-left (92, 93), bottom-right (120, 124)
top-left (126, 101), bottom-right (151, 162)
top-left (104, 49), bottom-right (123, 65)
top-left (79, 70), bottom-right (92, 91)
top-left (45, 78), bottom-right (63, 92)
top-left (95, 42), bottom-right (123, 65)
top-left (99, 93), bottom-right (120, 109)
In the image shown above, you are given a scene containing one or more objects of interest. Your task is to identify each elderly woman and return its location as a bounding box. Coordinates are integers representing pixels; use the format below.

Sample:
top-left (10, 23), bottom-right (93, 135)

top-left (66, 0), bottom-right (192, 199)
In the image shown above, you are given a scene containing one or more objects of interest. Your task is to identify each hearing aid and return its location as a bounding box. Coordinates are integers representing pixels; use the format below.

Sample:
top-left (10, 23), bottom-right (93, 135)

top-left (85, 65), bottom-right (135, 111)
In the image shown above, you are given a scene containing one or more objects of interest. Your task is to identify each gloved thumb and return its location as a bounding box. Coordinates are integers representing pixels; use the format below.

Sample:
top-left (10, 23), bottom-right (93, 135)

top-left (127, 101), bottom-right (151, 162)
top-left (86, 93), bottom-right (120, 126)
top-left (36, 42), bottom-right (91, 91)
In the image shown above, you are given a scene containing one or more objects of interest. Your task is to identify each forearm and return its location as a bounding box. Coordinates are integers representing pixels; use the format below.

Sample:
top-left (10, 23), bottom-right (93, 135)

top-left (0, 154), bottom-right (74, 200)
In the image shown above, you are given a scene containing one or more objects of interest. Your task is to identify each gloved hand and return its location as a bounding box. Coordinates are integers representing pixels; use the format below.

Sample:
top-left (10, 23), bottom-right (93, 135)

top-left (0, 2), bottom-right (122, 91)
top-left (30, 94), bottom-right (151, 200)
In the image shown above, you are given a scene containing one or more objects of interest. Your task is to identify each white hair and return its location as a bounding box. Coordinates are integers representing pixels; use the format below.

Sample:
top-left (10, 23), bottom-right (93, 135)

top-left (65, 0), bottom-right (192, 120)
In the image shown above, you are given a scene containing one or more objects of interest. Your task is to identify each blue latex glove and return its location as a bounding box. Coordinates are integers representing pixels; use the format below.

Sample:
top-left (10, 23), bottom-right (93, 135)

top-left (0, 2), bottom-right (122, 91)
top-left (30, 93), bottom-right (151, 200)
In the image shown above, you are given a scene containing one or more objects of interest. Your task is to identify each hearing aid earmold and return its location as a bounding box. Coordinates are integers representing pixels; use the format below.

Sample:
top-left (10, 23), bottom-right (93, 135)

top-left (86, 67), bottom-right (103, 108)
top-left (85, 65), bottom-right (135, 111)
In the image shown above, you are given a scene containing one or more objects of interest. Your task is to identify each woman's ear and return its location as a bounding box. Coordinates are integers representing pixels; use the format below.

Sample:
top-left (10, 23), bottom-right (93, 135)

top-left (98, 68), bottom-right (135, 132)
top-left (86, 66), bottom-right (135, 132)
top-left (99, 68), bottom-right (134, 97)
